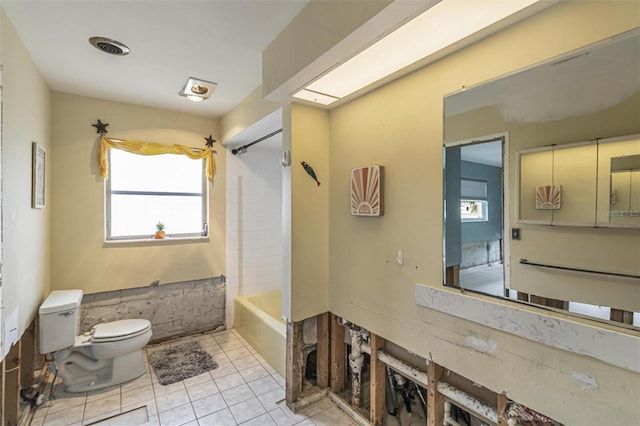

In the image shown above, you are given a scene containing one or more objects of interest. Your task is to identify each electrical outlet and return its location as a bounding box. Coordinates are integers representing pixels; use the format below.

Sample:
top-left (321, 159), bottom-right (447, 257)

top-left (511, 228), bottom-right (521, 240)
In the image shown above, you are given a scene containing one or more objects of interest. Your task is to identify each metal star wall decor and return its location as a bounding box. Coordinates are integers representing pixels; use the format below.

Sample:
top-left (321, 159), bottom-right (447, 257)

top-left (92, 119), bottom-right (109, 135)
top-left (205, 135), bottom-right (216, 148)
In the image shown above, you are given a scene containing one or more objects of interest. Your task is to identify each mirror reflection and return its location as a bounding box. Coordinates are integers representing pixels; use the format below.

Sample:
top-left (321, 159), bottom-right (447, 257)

top-left (610, 154), bottom-right (640, 223)
top-left (443, 29), bottom-right (640, 327)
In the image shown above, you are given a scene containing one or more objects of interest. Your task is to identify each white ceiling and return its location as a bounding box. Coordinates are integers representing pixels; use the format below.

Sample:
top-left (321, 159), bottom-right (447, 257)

top-left (445, 29), bottom-right (640, 123)
top-left (2, 0), bottom-right (309, 119)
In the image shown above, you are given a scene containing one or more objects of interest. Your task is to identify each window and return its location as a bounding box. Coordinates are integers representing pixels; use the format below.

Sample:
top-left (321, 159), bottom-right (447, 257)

top-left (460, 179), bottom-right (488, 222)
top-left (106, 149), bottom-right (207, 240)
top-left (460, 200), bottom-right (488, 222)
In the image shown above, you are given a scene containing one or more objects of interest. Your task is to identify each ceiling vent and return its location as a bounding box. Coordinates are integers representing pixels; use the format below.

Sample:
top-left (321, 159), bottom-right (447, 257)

top-left (89, 37), bottom-right (130, 56)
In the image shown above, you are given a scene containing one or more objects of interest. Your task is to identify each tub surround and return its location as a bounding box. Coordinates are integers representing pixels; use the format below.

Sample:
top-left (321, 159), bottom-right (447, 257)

top-left (80, 277), bottom-right (225, 342)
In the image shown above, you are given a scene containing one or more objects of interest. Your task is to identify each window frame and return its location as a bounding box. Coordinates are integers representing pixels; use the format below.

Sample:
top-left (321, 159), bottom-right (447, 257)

top-left (105, 150), bottom-right (209, 242)
top-left (460, 199), bottom-right (489, 222)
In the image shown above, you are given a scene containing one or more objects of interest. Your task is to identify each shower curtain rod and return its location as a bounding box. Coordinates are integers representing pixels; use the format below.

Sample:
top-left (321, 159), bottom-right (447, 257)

top-left (231, 128), bottom-right (283, 155)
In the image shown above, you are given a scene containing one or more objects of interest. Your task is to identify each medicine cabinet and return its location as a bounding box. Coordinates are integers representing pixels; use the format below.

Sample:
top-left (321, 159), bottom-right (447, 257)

top-left (517, 134), bottom-right (640, 228)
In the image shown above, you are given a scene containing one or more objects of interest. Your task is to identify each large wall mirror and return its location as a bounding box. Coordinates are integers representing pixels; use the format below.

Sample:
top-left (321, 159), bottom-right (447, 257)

top-left (443, 29), bottom-right (640, 328)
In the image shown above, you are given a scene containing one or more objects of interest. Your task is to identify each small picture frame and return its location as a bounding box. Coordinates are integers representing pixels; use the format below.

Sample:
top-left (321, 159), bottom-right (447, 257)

top-left (351, 165), bottom-right (384, 216)
top-left (32, 142), bottom-right (46, 209)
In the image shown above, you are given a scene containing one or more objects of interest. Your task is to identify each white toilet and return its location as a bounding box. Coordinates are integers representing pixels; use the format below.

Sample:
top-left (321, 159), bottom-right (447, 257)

top-left (39, 289), bottom-right (152, 393)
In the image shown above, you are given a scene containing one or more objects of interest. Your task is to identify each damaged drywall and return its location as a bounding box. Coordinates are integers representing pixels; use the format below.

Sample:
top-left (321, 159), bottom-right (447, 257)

top-left (80, 276), bottom-right (225, 342)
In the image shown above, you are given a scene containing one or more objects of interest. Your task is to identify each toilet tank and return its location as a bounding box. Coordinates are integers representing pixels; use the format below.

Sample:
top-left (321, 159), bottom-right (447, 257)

top-left (39, 290), bottom-right (83, 354)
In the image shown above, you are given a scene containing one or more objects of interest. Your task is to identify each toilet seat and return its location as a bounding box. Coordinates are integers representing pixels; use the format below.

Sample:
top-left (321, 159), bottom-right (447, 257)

top-left (91, 319), bottom-right (151, 343)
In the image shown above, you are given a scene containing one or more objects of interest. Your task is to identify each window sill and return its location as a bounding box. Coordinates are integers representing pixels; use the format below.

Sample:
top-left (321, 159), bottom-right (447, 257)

top-left (103, 236), bottom-right (209, 247)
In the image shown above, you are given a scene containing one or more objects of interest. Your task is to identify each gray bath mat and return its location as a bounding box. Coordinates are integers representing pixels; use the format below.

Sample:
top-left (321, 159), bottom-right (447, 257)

top-left (148, 341), bottom-right (218, 385)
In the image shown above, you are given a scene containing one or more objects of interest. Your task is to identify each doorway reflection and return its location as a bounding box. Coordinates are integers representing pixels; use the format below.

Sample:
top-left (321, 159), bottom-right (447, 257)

top-left (445, 138), bottom-right (506, 297)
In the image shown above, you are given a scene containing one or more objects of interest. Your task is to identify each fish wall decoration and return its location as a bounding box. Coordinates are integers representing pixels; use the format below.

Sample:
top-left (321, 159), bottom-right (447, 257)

top-left (301, 161), bottom-right (320, 186)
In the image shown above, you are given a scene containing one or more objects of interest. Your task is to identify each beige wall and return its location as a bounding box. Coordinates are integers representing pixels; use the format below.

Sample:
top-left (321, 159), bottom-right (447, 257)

top-left (324, 2), bottom-right (639, 424)
top-left (0, 8), bottom-right (51, 352)
top-left (289, 104), bottom-right (330, 321)
top-left (50, 92), bottom-right (226, 294)
top-left (220, 85), bottom-right (281, 144)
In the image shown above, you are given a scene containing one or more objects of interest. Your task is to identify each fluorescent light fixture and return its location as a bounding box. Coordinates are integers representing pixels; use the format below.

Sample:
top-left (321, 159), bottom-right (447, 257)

top-left (294, 0), bottom-right (542, 104)
top-left (292, 89), bottom-right (340, 106)
top-left (179, 77), bottom-right (217, 102)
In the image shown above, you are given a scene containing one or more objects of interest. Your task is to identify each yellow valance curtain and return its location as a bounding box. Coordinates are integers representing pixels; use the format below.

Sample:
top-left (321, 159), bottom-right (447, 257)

top-left (99, 136), bottom-right (216, 180)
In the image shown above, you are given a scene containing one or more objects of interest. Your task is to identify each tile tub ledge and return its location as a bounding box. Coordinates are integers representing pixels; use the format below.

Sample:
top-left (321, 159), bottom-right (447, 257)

top-left (414, 283), bottom-right (640, 373)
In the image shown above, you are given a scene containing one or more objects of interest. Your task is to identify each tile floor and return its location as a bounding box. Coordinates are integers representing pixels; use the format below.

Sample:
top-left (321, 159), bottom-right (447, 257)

top-left (460, 263), bottom-right (504, 297)
top-left (31, 329), bottom-right (357, 426)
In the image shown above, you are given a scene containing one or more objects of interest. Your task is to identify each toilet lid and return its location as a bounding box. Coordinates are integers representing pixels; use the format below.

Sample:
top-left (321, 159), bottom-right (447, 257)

top-left (92, 319), bottom-right (151, 342)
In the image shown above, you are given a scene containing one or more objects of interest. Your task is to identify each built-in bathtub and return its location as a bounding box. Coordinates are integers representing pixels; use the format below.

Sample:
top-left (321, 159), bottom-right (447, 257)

top-left (233, 290), bottom-right (285, 378)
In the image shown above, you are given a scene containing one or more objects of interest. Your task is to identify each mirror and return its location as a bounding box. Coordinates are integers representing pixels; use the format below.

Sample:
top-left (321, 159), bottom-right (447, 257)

top-left (609, 154), bottom-right (640, 224)
top-left (443, 29), bottom-right (640, 327)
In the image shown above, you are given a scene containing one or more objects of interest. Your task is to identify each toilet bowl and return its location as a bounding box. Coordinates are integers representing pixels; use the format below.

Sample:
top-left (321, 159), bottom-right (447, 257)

top-left (39, 290), bottom-right (153, 393)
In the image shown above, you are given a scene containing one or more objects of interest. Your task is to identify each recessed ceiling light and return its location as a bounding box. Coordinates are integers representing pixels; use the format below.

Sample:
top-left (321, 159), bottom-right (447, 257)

top-left (179, 77), bottom-right (217, 102)
top-left (89, 36), bottom-right (130, 56)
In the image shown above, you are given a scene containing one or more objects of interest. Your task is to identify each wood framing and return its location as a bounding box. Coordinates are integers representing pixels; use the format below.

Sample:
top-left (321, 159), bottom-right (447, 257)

top-left (329, 314), bottom-right (345, 393)
top-left (497, 392), bottom-right (509, 426)
top-left (20, 322), bottom-right (37, 389)
top-left (316, 313), bottom-right (330, 388)
top-left (445, 265), bottom-right (460, 286)
top-left (3, 341), bottom-right (21, 426)
top-left (369, 333), bottom-right (386, 425)
top-left (610, 308), bottom-right (633, 325)
top-left (427, 362), bottom-right (445, 426)
top-left (529, 295), bottom-right (567, 309)
top-left (286, 320), bottom-right (304, 408)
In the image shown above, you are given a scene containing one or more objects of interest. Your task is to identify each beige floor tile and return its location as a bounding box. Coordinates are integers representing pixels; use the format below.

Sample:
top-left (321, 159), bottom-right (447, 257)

top-left (221, 384), bottom-right (255, 407)
top-left (228, 397), bottom-right (266, 424)
top-left (268, 405), bottom-right (308, 426)
top-left (83, 394), bottom-right (121, 420)
top-left (43, 403), bottom-right (85, 426)
top-left (186, 380), bottom-right (219, 401)
top-left (155, 388), bottom-right (190, 413)
top-left (81, 409), bottom-right (121, 425)
top-left (215, 372), bottom-right (245, 392)
top-left (45, 393), bottom-right (86, 415)
top-left (243, 412), bottom-right (277, 425)
top-left (122, 384), bottom-right (154, 407)
top-left (256, 387), bottom-right (285, 411)
top-left (210, 361), bottom-right (238, 380)
top-left (232, 355), bottom-right (260, 370)
top-left (157, 403), bottom-right (196, 426)
top-left (182, 372), bottom-right (212, 388)
top-left (219, 338), bottom-right (245, 351)
top-left (225, 347), bottom-right (252, 360)
top-left (122, 399), bottom-right (158, 418)
top-left (303, 399), bottom-right (334, 418)
top-left (191, 393), bottom-right (227, 419)
top-left (239, 364), bottom-right (269, 382)
top-left (152, 380), bottom-right (185, 397)
top-left (247, 375), bottom-right (281, 397)
top-left (198, 408), bottom-right (238, 426)
top-left (121, 373), bottom-right (152, 393)
top-left (86, 385), bottom-right (120, 403)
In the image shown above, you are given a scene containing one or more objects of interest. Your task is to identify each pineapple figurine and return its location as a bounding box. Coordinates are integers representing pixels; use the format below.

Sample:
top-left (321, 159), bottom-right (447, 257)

top-left (155, 222), bottom-right (166, 239)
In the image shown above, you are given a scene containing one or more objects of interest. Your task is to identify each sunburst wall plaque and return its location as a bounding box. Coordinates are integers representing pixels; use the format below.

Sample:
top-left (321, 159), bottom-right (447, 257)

top-left (535, 185), bottom-right (561, 210)
top-left (351, 165), bottom-right (384, 216)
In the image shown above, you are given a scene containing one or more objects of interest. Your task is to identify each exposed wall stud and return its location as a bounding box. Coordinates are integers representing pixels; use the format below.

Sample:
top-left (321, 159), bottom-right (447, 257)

top-left (330, 314), bottom-right (345, 393)
top-left (427, 361), bottom-right (445, 426)
top-left (370, 333), bottom-right (386, 425)
top-left (286, 320), bottom-right (304, 409)
top-left (316, 313), bottom-right (330, 388)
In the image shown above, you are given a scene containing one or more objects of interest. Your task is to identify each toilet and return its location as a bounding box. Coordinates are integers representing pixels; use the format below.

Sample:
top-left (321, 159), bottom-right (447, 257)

top-left (39, 289), bottom-right (152, 393)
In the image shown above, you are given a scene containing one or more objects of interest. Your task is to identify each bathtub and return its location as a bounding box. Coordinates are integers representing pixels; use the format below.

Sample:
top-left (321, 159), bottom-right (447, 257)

top-left (234, 291), bottom-right (286, 378)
